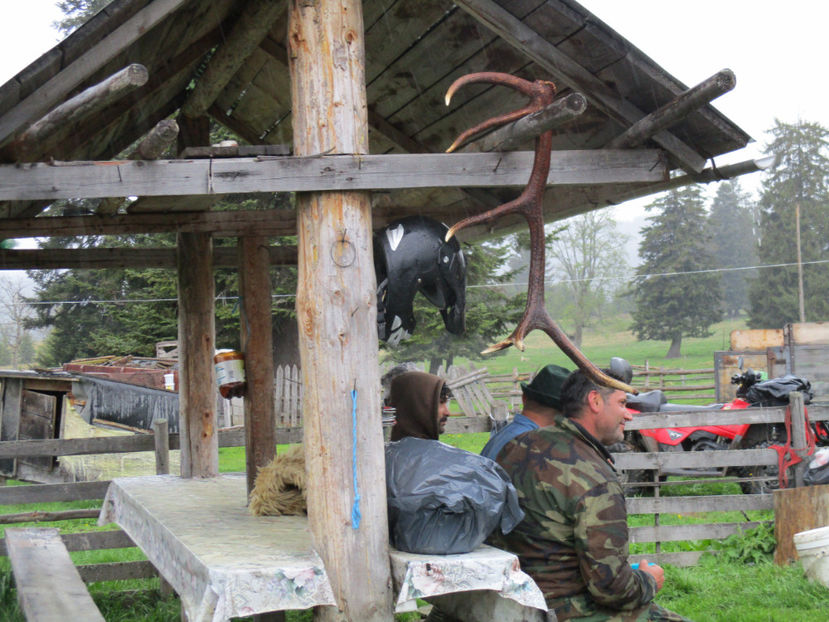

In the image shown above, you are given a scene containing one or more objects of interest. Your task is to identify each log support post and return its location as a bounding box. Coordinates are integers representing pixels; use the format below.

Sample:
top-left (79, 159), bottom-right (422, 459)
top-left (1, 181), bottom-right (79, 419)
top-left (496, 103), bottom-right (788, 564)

top-left (289, 0), bottom-right (393, 620)
top-left (239, 235), bottom-right (277, 495)
top-left (176, 232), bottom-right (218, 478)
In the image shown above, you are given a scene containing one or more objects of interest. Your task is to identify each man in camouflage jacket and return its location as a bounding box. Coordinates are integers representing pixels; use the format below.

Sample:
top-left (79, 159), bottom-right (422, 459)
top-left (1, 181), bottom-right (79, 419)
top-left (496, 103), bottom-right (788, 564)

top-left (492, 369), bottom-right (691, 621)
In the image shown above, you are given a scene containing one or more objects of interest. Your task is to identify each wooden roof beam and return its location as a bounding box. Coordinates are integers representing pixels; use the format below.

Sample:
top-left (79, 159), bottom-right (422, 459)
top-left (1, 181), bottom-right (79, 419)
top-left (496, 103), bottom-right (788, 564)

top-left (9, 64), bottom-right (148, 162)
top-left (462, 92), bottom-right (588, 152)
top-left (0, 245), bottom-right (297, 270)
top-left (607, 69), bottom-right (736, 149)
top-left (98, 119), bottom-right (180, 214)
top-left (454, 0), bottom-right (708, 173)
top-left (0, 209), bottom-right (296, 240)
top-left (0, 0), bottom-right (189, 148)
top-left (0, 150), bottom-right (667, 201)
top-left (180, 0), bottom-right (287, 120)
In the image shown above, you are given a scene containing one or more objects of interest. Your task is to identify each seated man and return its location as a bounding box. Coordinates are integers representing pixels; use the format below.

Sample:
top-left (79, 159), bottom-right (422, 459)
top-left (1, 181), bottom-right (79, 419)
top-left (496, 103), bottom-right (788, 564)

top-left (389, 370), bottom-right (451, 440)
top-left (480, 363), bottom-right (569, 461)
top-left (492, 369), bottom-right (690, 622)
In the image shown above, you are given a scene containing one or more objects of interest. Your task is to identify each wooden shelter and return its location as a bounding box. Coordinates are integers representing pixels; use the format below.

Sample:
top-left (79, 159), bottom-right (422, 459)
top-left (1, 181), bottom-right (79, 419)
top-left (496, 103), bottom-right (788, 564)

top-left (0, 1), bottom-right (763, 619)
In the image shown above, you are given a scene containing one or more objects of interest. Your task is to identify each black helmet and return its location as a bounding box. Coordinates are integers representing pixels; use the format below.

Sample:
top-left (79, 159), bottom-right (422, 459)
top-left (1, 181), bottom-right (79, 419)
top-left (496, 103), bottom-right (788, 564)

top-left (374, 215), bottom-right (466, 345)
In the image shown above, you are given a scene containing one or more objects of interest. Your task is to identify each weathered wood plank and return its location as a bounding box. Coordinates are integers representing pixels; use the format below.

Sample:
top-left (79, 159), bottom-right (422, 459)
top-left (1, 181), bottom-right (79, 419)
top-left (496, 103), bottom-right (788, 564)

top-left (0, 508), bottom-right (100, 525)
top-left (629, 550), bottom-right (706, 568)
top-left (0, 426), bottom-right (298, 460)
top-left (77, 560), bottom-right (157, 583)
top-left (0, 245), bottom-right (298, 269)
top-left (0, 480), bottom-right (110, 505)
top-left (0, 529), bottom-right (134, 557)
top-left (6, 527), bottom-right (105, 621)
top-left (630, 521), bottom-right (767, 543)
top-left (0, 150), bottom-right (667, 200)
top-left (0, 210), bottom-right (297, 240)
top-left (612, 448), bottom-right (778, 470)
top-left (626, 493), bottom-right (773, 515)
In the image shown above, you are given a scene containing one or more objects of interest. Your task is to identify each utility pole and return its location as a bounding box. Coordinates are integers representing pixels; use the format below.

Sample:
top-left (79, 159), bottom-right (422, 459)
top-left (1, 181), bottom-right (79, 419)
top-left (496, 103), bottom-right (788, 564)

top-left (795, 201), bottom-right (805, 322)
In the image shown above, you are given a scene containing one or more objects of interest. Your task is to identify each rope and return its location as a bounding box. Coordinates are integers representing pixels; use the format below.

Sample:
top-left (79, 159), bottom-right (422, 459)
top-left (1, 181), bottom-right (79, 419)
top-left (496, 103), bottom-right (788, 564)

top-left (770, 403), bottom-right (816, 488)
top-left (350, 384), bottom-right (362, 529)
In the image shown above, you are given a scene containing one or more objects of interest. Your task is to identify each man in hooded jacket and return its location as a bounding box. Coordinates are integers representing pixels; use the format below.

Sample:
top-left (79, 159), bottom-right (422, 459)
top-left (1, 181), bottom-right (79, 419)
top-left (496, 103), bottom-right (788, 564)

top-left (389, 371), bottom-right (451, 441)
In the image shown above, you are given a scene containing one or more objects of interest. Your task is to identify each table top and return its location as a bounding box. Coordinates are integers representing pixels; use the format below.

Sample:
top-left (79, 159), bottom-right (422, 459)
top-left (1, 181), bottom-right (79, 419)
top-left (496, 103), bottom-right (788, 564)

top-left (99, 474), bottom-right (336, 622)
top-left (99, 473), bottom-right (546, 620)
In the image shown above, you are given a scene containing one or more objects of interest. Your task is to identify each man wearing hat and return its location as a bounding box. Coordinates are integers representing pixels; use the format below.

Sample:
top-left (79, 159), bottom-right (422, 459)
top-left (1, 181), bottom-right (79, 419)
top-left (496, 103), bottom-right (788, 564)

top-left (480, 363), bottom-right (570, 461)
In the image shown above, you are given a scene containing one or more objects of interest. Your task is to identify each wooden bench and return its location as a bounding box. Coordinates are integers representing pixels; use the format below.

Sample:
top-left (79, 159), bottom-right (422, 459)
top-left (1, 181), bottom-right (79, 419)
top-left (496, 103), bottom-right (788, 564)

top-left (6, 527), bottom-right (105, 622)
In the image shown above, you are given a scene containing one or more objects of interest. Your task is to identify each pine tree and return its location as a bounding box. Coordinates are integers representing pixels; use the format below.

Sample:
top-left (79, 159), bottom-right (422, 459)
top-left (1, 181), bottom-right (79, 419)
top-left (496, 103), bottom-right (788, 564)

top-left (747, 120), bottom-right (829, 328)
top-left (630, 185), bottom-right (722, 358)
top-left (705, 180), bottom-right (758, 318)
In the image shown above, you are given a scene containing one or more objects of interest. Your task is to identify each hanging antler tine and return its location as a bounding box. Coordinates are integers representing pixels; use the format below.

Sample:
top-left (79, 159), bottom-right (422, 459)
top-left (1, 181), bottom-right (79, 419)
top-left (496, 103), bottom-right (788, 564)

top-left (445, 72), bottom-right (537, 106)
top-left (445, 104), bottom-right (539, 153)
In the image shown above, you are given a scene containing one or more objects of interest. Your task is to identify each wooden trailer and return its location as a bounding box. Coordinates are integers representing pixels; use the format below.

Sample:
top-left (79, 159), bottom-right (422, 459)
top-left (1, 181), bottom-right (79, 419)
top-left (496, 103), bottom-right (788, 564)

top-left (0, 1), bottom-right (762, 619)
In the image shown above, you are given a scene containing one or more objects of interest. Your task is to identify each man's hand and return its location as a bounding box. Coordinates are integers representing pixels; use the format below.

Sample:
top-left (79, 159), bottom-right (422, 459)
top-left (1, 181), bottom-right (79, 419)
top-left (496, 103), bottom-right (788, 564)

top-left (637, 558), bottom-right (664, 591)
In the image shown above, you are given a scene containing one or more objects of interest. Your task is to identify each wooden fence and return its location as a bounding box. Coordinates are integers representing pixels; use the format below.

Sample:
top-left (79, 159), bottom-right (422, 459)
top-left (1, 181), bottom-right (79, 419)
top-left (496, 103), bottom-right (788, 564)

top-left (1, 397), bottom-right (826, 585)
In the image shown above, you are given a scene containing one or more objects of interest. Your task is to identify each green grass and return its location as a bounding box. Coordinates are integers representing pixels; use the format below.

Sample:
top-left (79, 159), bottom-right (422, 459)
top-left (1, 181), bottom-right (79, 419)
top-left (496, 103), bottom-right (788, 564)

top-left (449, 314), bottom-right (748, 377)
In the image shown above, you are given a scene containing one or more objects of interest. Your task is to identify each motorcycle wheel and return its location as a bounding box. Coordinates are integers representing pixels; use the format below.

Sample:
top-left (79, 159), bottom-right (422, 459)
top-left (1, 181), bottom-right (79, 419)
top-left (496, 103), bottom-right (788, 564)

top-left (736, 440), bottom-right (782, 495)
top-left (607, 440), bottom-right (653, 496)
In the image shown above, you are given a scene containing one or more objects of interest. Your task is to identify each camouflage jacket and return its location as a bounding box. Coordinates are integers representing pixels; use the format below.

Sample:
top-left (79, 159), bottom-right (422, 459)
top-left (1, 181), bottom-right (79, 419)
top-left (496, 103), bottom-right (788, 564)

top-left (492, 415), bottom-right (657, 617)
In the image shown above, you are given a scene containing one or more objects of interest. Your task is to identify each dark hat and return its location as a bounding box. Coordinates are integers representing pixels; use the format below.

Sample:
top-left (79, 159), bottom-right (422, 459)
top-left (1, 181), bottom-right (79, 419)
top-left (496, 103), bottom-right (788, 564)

top-left (521, 364), bottom-right (570, 410)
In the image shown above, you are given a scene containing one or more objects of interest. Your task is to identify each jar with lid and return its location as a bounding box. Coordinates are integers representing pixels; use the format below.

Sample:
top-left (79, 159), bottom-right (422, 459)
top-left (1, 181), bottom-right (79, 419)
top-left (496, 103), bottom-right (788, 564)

top-left (214, 350), bottom-right (246, 399)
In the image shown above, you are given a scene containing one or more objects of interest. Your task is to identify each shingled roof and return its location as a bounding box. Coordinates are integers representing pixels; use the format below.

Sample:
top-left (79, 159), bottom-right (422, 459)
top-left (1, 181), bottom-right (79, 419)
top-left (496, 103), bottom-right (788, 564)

top-left (0, 0), bottom-right (753, 239)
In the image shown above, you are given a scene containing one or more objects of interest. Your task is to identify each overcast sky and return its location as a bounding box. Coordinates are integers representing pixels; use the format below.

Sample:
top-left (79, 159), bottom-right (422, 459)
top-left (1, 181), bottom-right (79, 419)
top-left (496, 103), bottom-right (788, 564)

top-left (1, 1), bottom-right (826, 225)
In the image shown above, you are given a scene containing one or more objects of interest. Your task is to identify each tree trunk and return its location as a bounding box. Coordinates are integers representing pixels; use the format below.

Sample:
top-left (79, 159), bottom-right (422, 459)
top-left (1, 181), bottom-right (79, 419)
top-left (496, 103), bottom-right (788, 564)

top-left (573, 323), bottom-right (584, 349)
top-left (289, 0), bottom-right (393, 620)
top-left (665, 335), bottom-right (682, 358)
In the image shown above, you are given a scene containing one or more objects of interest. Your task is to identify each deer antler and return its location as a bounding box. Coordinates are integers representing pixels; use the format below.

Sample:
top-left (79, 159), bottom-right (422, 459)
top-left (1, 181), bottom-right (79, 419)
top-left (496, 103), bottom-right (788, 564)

top-left (445, 72), bottom-right (634, 394)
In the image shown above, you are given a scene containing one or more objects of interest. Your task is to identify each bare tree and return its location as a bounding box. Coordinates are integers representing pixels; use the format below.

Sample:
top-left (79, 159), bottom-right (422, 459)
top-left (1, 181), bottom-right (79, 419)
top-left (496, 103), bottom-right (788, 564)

top-left (0, 276), bottom-right (36, 368)
top-left (546, 210), bottom-right (629, 347)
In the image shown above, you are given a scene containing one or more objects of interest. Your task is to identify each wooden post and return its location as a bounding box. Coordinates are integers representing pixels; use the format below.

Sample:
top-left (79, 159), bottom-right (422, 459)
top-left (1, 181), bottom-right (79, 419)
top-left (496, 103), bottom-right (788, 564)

top-left (239, 235), bottom-right (277, 495)
top-left (176, 232), bottom-right (218, 478)
top-left (152, 418), bottom-right (170, 475)
top-left (789, 391), bottom-right (808, 487)
top-left (774, 484), bottom-right (829, 565)
top-left (288, 1), bottom-right (393, 620)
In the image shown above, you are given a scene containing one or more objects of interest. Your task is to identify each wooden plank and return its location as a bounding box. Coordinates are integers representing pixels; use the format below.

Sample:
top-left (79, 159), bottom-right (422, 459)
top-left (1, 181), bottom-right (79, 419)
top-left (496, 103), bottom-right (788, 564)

top-left (177, 232), bottom-right (218, 478)
top-left (623, 406), bottom-right (792, 430)
top-left (453, 0), bottom-right (707, 173)
top-left (0, 425), bottom-right (299, 460)
top-left (5, 527), bottom-right (105, 621)
top-left (613, 448), bottom-right (778, 470)
top-left (77, 560), bottom-right (157, 583)
top-left (0, 150), bottom-right (667, 200)
top-left (630, 521), bottom-right (767, 543)
top-left (0, 210), bottom-right (298, 240)
top-left (0, 508), bottom-right (100, 525)
top-left (0, 245), bottom-right (298, 269)
top-left (443, 416), bottom-right (490, 434)
top-left (0, 480), bottom-right (110, 505)
top-left (626, 494), bottom-right (773, 515)
top-left (0, 0), bottom-right (189, 147)
top-left (0, 529), bottom-right (134, 557)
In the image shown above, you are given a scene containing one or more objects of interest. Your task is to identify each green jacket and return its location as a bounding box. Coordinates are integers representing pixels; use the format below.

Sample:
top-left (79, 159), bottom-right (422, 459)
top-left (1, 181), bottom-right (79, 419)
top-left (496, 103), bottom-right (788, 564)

top-left (492, 415), bottom-right (658, 619)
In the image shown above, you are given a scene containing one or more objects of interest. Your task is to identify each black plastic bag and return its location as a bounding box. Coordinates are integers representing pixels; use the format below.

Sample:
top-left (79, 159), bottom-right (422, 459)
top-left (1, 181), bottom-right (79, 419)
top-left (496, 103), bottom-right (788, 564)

top-left (385, 437), bottom-right (524, 554)
top-left (745, 375), bottom-right (813, 407)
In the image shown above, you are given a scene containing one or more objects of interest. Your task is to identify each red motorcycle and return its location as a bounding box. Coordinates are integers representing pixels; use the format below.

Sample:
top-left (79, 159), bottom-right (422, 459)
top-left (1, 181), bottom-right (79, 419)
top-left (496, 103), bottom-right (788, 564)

top-left (611, 364), bottom-right (824, 494)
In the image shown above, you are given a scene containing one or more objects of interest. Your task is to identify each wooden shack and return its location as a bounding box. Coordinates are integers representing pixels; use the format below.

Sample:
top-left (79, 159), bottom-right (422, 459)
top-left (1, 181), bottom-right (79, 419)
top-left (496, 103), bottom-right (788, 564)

top-left (0, 1), bottom-right (761, 619)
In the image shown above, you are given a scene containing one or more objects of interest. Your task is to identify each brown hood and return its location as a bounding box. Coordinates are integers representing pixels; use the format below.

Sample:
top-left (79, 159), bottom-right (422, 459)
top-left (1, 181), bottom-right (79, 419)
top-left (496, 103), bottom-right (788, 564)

top-left (389, 371), bottom-right (444, 441)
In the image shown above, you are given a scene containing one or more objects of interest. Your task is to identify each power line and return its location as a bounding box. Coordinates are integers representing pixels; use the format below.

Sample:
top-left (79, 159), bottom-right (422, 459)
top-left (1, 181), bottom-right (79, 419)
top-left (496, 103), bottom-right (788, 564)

top-left (17, 257), bottom-right (829, 305)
